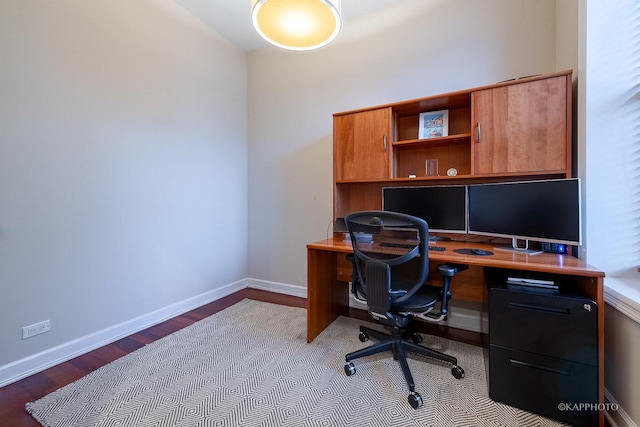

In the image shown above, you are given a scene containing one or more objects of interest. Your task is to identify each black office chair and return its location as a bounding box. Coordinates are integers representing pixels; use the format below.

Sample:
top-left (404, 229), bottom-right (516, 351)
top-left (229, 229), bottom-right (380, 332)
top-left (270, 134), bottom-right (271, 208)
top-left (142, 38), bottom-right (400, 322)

top-left (343, 210), bottom-right (468, 409)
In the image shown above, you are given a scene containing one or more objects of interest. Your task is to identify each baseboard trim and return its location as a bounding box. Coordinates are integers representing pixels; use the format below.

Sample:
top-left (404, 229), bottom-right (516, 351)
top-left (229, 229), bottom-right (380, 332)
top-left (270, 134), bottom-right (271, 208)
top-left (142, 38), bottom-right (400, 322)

top-left (0, 279), bottom-right (247, 388)
top-left (245, 278), bottom-right (307, 299)
top-left (445, 307), bottom-right (487, 333)
top-left (605, 388), bottom-right (637, 427)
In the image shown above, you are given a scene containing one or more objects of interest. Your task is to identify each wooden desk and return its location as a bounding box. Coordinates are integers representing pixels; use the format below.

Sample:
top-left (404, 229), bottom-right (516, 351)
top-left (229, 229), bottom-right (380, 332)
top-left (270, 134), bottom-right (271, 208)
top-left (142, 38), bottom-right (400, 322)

top-left (307, 237), bottom-right (605, 425)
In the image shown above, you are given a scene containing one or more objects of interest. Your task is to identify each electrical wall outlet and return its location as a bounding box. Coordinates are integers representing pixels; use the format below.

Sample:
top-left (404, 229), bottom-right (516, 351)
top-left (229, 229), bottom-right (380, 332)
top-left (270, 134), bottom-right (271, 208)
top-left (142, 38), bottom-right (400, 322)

top-left (22, 320), bottom-right (50, 339)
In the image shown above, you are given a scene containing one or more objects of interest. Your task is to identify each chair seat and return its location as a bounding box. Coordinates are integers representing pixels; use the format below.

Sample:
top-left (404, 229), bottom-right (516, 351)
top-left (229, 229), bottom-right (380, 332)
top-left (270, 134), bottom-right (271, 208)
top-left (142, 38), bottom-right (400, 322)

top-left (393, 285), bottom-right (441, 311)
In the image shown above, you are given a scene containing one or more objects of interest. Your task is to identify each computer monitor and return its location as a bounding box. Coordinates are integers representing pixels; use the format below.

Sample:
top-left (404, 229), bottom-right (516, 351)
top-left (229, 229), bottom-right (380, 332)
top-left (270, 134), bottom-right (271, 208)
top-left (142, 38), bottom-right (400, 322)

top-left (382, 185), bottom-right (467, 233)
top-left (467, 178), bottom-right (581, 254)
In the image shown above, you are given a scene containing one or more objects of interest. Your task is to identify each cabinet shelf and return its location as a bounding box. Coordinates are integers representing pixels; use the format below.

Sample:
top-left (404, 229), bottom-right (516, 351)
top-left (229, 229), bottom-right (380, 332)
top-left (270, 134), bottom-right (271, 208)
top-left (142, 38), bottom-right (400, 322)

top-left (393, 133), bottom-right (471, 148)
top-left (388, 175), bottom-right (472, 183)
top-left (335, 175), bottom-right (473, 185)
top-left (335, 170), bottom-right (568, 185)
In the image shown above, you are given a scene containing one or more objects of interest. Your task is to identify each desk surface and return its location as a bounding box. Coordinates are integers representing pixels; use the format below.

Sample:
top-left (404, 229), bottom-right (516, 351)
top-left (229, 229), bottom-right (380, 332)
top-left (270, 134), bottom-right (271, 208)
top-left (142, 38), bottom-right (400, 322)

top-left (308, 238), bottom-right (604, 278)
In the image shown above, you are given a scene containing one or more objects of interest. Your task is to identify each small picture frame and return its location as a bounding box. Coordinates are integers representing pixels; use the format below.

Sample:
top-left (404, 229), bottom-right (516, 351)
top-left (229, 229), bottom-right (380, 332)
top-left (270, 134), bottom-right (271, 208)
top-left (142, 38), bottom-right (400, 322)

top-left (418, 109), bottom-right (449, 139)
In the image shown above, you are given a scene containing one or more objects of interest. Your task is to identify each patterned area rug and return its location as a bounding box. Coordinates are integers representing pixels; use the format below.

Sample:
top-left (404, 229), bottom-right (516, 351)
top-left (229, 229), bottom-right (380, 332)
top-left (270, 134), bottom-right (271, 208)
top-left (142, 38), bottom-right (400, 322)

top-left (26, 299), bottom-right (565, 426)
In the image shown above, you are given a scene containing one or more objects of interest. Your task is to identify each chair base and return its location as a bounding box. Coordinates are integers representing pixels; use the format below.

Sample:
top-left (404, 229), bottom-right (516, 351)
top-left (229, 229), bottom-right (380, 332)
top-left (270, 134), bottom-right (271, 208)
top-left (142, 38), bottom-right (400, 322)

top-left (344, 325), bottom-right (464, 409)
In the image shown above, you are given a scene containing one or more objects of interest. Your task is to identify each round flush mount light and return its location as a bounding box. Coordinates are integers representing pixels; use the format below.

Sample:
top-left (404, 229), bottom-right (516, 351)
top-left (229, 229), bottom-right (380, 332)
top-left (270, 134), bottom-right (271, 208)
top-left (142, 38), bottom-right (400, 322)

top-left (251, 0), bottom-right (341, 51)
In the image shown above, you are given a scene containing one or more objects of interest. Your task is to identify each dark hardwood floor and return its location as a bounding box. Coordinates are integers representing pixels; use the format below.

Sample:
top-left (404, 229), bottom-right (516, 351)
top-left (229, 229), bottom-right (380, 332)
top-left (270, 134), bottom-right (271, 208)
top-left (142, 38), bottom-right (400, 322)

top-left (0, 288), bottom-right (482, 426)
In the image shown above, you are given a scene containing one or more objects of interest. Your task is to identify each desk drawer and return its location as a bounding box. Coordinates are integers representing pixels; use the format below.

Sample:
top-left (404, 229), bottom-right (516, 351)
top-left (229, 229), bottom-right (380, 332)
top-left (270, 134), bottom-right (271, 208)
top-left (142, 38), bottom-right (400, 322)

top-left (489, 345), bottom-right (597, 427)
top-left (489, 287), bottom-right (597, 366)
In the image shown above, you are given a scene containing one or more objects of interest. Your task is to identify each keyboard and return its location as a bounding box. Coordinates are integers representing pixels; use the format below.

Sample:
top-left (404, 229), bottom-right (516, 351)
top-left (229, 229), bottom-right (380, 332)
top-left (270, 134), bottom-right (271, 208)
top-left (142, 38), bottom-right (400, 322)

top-left (380, 242), bottom-right (415, 249)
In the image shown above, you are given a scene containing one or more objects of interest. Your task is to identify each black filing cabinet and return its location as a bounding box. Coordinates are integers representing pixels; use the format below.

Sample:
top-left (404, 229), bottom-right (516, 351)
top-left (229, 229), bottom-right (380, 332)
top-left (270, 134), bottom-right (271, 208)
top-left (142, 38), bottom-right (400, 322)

top-left (489, 279), bottom-right (598, 426)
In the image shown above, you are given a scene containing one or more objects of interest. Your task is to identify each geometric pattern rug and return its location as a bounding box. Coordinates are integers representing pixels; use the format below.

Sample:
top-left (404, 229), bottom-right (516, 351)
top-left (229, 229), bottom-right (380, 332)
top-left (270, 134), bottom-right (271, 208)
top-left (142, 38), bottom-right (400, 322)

top-left (26, 299), bottom-right (567, 426)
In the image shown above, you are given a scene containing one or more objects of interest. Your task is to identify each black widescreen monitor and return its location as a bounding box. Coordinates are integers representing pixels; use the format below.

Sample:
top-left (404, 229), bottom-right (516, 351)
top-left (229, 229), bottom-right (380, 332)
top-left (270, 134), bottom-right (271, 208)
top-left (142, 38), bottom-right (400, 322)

top-left (467, 178), bottom-right (581, 251)
top-left (382, 185), bottom-right (467, 233)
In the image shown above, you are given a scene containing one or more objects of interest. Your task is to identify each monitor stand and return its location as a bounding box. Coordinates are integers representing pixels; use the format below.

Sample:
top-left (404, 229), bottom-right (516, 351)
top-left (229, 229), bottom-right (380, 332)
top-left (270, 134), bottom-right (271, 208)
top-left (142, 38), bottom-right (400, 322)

top-left (493, 238), bottom-right (543, 256)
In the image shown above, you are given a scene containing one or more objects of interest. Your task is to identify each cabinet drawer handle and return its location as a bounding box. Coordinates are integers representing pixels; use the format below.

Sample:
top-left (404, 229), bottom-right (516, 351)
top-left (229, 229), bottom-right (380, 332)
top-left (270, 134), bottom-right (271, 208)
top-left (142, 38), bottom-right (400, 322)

top-left (509, 302), bottom-right (570, 315)
top-left (383, 135), bottom-right (387, 152)
top-left (477, 122), bottom-right (481, 143)
top-left (509, 359), bottom-right (570, 376)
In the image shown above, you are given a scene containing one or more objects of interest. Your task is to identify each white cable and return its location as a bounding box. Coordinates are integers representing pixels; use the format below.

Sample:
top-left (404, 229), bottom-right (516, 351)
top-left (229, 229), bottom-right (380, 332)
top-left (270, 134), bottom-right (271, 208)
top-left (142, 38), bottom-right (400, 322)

top-left (326, 219), bottom-right (334, 240)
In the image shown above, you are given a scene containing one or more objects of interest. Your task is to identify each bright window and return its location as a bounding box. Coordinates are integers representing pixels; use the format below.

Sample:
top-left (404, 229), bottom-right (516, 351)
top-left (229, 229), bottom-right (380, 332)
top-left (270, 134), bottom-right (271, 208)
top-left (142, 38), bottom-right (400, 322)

top-left (584, 0), bottom-right (640, 313)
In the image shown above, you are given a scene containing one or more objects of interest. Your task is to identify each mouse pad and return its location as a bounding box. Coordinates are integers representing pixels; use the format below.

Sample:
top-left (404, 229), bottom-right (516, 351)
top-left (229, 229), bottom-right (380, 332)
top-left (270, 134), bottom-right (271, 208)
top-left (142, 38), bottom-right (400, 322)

top-left (454, 248), bottom-right (494, 256)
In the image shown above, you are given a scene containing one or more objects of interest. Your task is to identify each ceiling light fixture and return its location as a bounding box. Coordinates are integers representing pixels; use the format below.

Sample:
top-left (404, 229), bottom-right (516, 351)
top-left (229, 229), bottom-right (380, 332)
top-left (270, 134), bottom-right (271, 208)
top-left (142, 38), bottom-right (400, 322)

top-left (251, 0), bottom-right (341, 51)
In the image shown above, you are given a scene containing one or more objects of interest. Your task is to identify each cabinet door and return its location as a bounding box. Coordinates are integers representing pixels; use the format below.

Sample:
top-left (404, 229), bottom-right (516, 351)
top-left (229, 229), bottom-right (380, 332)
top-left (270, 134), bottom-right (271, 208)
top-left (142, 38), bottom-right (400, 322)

top-left (472, 76), bottom-right (570, 175)
top-left (334, 108), bottom-right (391, 181)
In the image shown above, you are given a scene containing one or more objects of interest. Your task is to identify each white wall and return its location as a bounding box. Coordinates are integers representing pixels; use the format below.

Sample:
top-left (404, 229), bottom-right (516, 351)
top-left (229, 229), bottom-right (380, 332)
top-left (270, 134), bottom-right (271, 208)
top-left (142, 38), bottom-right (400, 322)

top-left (247, 0), bottom-right (557, 287)
top-left (556, 0), bottom-right (579, 74)
top-left (0, 0), bottom-right (248, 379)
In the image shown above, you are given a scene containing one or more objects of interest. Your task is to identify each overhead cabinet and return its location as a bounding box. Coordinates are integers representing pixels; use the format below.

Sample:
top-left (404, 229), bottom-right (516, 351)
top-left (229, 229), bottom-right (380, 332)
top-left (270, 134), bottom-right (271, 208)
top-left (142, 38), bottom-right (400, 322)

top-left (471, 75), bottom-right (571, 175)
top-left (334, 107), bottom-right (392, 181)
top-left (332, 70), bottom-right (573, 220)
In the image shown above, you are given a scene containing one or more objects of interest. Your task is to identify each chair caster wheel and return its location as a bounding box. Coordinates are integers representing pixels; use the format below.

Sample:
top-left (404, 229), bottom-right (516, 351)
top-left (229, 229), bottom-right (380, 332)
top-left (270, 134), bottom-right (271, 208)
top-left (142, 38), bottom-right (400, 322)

top-left (344, 362), bottom-right (356, 376)
top-left (451, 365), bottom-right (465, 379)
top-left (411, 333), bottom-right (423, 344)
top-left (358, 332), bottom-right (369, 342)
top-left (408, 391), bottom-right (423, 409)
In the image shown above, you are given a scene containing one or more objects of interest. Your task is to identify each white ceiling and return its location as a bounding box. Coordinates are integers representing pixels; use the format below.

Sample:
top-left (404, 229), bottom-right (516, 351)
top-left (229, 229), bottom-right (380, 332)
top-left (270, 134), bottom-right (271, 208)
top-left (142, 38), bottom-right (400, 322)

top-left (174, 0), bottom-right (402, 52)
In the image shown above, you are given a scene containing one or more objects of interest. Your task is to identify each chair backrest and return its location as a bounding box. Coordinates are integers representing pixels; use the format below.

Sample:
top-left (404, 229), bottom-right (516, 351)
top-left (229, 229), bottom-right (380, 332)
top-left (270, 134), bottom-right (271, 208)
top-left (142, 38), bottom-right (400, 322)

top-left (345, 211), bottom-right (430, 312)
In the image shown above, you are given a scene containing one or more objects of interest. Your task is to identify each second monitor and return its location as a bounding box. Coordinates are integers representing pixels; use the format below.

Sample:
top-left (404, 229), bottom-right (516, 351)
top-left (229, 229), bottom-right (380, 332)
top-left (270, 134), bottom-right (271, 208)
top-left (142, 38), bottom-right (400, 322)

top-left (382, 185), bottom-right (467, 234)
